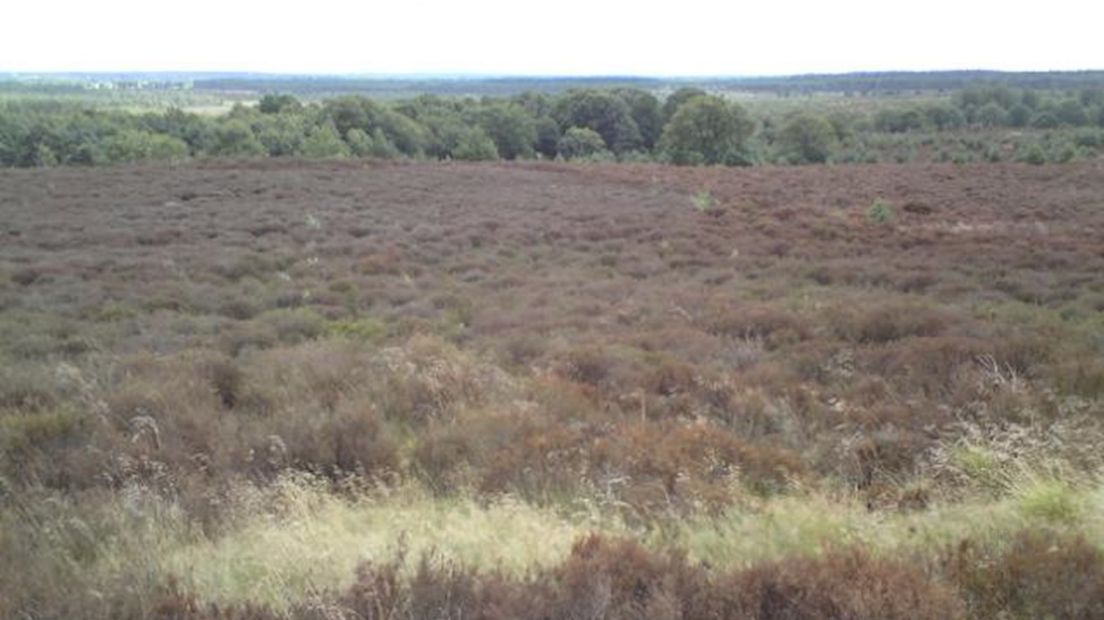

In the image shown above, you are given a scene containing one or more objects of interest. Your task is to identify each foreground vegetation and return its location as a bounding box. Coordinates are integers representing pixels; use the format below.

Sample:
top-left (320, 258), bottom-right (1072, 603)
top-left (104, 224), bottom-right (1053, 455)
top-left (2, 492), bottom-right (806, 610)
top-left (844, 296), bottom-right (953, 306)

top-left (2, 158), bottom-right (1102, 617)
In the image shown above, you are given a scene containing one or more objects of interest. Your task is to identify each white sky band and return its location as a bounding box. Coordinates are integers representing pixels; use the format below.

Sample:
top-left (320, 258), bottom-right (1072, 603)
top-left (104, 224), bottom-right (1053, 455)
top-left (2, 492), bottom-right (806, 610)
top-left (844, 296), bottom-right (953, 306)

top-left (3, 0), bottom-right (1101, 75)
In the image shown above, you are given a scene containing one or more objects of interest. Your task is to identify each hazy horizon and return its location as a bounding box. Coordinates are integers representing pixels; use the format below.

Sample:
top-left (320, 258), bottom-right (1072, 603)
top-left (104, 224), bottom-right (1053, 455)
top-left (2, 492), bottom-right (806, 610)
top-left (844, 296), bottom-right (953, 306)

top-left (5, 0), bottom-right (1102, 76)
top-left (6, 69), bottom-right (1104, 81)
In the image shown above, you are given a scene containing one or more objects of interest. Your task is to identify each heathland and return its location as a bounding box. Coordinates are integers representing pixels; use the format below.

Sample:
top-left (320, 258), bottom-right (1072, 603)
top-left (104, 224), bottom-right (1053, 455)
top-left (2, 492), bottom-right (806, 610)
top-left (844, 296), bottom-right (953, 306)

top-left (2, 154), bottom-right (1103, 617)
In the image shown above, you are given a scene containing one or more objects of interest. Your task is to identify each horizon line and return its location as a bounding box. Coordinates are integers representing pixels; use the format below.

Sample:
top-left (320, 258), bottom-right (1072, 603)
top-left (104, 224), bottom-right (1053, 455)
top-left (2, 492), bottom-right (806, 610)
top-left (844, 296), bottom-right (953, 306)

top-left (4, 68), bottom-right (1104, 81)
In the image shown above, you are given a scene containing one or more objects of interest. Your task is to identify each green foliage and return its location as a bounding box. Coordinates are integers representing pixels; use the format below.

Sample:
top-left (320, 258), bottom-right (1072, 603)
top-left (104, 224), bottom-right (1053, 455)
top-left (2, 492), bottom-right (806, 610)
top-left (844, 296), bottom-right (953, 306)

top-left (532, 116), bottom-right (561, 158)
top-left (1008, 103), bottom-right (1032, 127)
top-left (1019, 143), bottom-right (1047, 165)
top-left (255, 113), bottom-right (307, 156)
top-left (1056, 99), bottom-right (1089, 126)
top-left (322, 96), bottom-right (427, 156)
top-left (874, 107), bottom-right (925, 132)
top-left (301, 123), bottom-right (350, 158)
top-left (347, 127), bottom-right (402, 159)
top-left (4, 81), bottom-right (1104, 170)
top-left (777, 114), bottom-right (836, 163)
top-left (613, 88), bottom-right (664, 149)
top-left (211, 120), bottom-right (266, 156)
top-left (104, 129), bottom-right (188, 163)
top-left (659, 95), bottom-right (753, 165)
top-left (923, 104), bottom-right (965, 130)
top-left (557, 126), bottom-right (609, 159)
top-left (257, 93), bottom-right (302, 114)
top-left (866, 199), bottom-right (895, 224)
top-left (1031, 110), bottom-right (1060, 129)
top-left (326, 317), bottom-right (386, 341)
top-left (476, 103), bottom-right (536, 160)
top-left (1017, 478), bottom-right (1082, 523)
top-left (450, 127), bottom-right (499, 161)
top-left (662, 86), bottom-right (708, 119)
top-left (975, 102), bottom-right (1008, 127)
top-left (554, 89), bottom-right (641, 153)
top-left (690, 190), bottom-right (714, 212)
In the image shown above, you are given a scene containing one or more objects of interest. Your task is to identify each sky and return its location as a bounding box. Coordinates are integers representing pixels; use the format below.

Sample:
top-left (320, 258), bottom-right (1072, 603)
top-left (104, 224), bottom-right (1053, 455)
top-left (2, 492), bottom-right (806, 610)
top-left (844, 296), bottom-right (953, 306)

top-left (4, 0), bottom-right (1102, 76)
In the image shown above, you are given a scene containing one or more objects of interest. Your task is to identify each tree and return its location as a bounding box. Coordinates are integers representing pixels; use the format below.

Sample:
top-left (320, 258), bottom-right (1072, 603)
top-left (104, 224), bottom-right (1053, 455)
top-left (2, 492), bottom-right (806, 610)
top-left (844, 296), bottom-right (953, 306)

top-left (145, 107), bottom-right (212, 154)
top-left (321, 96), bottom-right (428, 156)
top-left (533, 116), bottom-right (561, 159)
top-left (776, 114), bottom-right (836, 163)
top-left (975, 102), bottom-right (1008, 127)
top-left (874, 107), bottom-right (925, 133)
top-left (1056, 100), bottom-right (1089, 126)
top-left (1031, 110), bottom-right (1060, 129)
top-left (477, 104), bottom-right (536, 159)
top-left (211, 120), bottom-right (265, 156)
top-left (663, 87), bottom-right (708, 120)
top-left (255, 114), bottom-right (307, 156)
top-left (658, 95), bottom-right (754, 165)
top-left (557, 126), bottom-right (609, 159)
top-left (258, 94), bottom-right (302, 114)
top-left (553, 90), bottom-right (641, 154)
top-left (1008, 103), bottom-right (1032, 128)
top-left (301, 123), bottom-right (350, 158)
top-left (346, 125), bottom-right (410, 159)
top-left (923, 104), bottom-right (964, 130)
top-left (104, 129), bottom-right (188, 163)
top-left (451, 127), bottom-right (499, 161)
top-left (613, 88), bottom-right (664, 149)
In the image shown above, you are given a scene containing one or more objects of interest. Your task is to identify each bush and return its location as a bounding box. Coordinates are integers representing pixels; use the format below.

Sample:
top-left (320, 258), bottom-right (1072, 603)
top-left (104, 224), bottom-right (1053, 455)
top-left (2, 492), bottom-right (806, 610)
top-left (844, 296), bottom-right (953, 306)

top-left (1018, 143), bottom-right (1047, 165)
top-left (866, 199), bottom-right (895, 224)
top-left (722, 547), bottom-right (963, 619)
top-left (300, 123), bottom-right (350, 158)
top-left (831, 300), bottom-right (953, 344)
top-left (777, 114), bottom-right (837, 163)
top-left (947, 531), bottom-right (1104, 619)
top-left (659, 95), bottom-right (754, 165)
top-left (104, 129), bottom-right (189, 163)
top-left (557, 126), bottom-right (609, 160)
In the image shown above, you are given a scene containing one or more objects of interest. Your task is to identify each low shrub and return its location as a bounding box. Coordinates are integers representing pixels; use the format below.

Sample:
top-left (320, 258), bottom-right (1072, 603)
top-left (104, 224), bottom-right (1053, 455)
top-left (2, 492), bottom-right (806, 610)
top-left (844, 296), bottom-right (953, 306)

top-left (831, 300), bottom-right (954, 344)
top-left (946, 530), bottom-right (1104, 619)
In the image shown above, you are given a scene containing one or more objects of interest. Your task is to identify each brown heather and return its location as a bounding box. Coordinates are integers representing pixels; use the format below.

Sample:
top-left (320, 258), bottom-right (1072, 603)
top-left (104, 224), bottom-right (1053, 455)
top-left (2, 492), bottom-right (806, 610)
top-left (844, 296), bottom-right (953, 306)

top-left (1, 159), bottom-right (1103, 616)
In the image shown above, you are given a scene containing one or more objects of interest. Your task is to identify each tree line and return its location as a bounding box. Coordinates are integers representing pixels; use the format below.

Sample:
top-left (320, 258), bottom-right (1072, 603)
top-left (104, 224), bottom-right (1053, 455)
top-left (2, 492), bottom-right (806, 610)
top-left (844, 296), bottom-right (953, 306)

top-left (2, 85), bottom-right (1103, 168)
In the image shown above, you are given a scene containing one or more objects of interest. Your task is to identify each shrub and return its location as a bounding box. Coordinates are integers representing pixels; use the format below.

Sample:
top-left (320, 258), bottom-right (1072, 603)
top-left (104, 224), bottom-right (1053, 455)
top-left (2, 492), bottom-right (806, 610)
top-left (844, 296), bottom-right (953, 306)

top-left (659, 95), bottom-right (754, 165)
top-left (1016, 478), bottom-right (1082, 523)
top-left (558, 346), bottom-right (613, 386)
top-left (557, 126), bottom-right (609, 160)
top-left (691, 190), bottom-right (714, 212)
top-left (831, 300), bottom-right (953, 344)
top-left (702, 305), bottom-right (808, 349)
top-left (254, 308), bottom-right (325, 345)
top-left (946, 531), bottom-right (1104, 619)
top-left (300, 123), bottom-right (350, 158)
top-left (866, 199), bottom-right (895, 224)
top-left (777, 114), bottom-right (837, 163)
top-left (721, 547), bottom-right (963, 620)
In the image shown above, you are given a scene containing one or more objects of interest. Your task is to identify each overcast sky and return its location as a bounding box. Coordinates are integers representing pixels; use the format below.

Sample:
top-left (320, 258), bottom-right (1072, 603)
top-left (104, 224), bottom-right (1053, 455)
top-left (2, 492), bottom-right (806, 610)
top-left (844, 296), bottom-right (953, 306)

top-left (4, 0), bottom-right (1102, 76)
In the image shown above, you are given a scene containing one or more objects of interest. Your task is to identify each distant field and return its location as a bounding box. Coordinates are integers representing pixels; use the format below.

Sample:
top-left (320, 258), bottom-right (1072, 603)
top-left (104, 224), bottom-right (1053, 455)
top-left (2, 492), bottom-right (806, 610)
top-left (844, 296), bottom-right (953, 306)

top-left (2, 160), bottom-right (1104, 617)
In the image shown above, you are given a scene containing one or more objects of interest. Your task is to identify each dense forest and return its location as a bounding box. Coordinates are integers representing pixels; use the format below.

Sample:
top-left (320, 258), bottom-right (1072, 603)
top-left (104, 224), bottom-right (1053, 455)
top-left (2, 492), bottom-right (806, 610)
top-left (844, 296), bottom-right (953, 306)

top-left (3, 82), bottom-right (1104, 168)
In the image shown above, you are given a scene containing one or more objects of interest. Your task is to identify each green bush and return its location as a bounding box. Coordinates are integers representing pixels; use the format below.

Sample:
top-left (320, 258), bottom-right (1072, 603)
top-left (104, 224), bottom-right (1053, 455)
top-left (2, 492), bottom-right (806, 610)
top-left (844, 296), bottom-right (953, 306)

top-left (777, 114), bottom-right (837, 163)
top-left (659, 95), bottom-right (754, 165)
top-left (866, 199), bottom-right (895, 224)
top-left (557, 126), bottom-right (608, 160)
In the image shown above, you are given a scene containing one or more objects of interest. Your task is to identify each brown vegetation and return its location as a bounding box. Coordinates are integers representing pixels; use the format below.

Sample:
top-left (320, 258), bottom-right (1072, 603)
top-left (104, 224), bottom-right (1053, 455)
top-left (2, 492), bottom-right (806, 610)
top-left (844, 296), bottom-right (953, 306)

top-left (2, 159), bottom-right (1103, 616)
